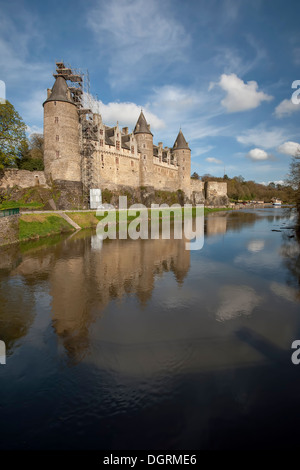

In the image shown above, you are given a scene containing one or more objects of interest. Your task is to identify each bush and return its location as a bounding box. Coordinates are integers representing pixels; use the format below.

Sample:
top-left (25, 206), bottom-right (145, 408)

top-left (20, 159), bottom-right (44, 171)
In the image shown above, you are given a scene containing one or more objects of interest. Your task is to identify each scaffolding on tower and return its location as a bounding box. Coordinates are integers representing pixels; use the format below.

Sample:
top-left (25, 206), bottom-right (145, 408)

top-left (54, 61), bottom-right (100, 192)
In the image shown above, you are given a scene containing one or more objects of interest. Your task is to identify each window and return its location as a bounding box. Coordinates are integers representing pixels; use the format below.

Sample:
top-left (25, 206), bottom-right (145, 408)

top-left (55, 117), bottom-right (58, 123)
top-left (143, 144), bottom-right (146, 148)
top-left (131, 160), bottom-right (134, 167)
top-left (56, 150), bottom-right (59, 158)
top-left (101, 154), bottom-right (104, 162)
top-left (54, 101), bottom-right (56, 106)
top-left (116, 141), bottom-right (120, 151)
top-left (56, 135), bottom-right (59, 142)
top-left (100, 139), bottom-right (103, 146)
top-left (143, 155), bottom-right (146, 160)
top-left (183, 166), bottom-right (185, 170)
top-left (116, 157), bottom-right (119, 165)
top-left (131, 146), bottom-right (134, 154)
top-left (100, 129), bottom-right (103, 135)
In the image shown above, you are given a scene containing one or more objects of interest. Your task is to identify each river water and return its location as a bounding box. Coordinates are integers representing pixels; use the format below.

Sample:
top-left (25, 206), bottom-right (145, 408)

top-left (0, 208), bottom-right (299, 450)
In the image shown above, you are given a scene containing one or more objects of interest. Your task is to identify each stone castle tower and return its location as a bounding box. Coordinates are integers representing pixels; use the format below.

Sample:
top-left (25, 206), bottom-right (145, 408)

top-left (172, 129), bottom-right (191, 194)
top-left (133, 111), bottom-right (154, 187)
top-left (43, 76), bottom-right (81, 184)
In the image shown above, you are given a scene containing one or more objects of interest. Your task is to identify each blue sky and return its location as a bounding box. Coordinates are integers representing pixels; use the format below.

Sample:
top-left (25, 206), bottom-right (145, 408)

top-left (1, 0), bottom-right (300, 184)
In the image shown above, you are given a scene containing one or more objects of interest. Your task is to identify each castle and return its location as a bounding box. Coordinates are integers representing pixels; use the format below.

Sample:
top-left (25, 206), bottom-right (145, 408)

top-left (1, 62), bottom-right (228, 209)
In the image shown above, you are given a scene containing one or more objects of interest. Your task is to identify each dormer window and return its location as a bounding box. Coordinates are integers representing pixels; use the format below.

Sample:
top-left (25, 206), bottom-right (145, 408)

top-left (116, 141), bottom-right (120, 150)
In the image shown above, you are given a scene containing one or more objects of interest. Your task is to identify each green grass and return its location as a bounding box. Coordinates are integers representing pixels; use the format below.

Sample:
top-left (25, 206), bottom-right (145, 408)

top-left (0, 200), bottom-right (44, 210)
top-left (16, 207), bottom-right (231, 242)
top-left (19, 214), bottom-right (74, 240)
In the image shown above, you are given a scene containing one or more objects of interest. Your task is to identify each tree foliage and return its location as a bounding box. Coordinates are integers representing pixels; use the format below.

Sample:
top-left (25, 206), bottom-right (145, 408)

top-left (18, 133), bottom-right (44, 171)
top-left (0, 101), bottom-right (27, 169)
top-left (287, 147), bottom-right (300, 214)
top-left (199, 173), bottom-right (296, 203)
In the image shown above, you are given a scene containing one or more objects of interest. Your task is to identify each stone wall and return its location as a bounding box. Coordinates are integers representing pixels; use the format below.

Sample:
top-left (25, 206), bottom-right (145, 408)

top-left (0, 169), bottom-right (48, 189)
top-left (153, 160), bottom-right (179, 192)
top-left (0, 214), bottom-right (19, 247)
top-left (190, 179), bottom-right (205, 204)
top-left (53, 180), bottom-right (85, 210)
top-left (93, 149), bottom-right (140, 188)
top-left (205, 181), bottom-right (228, 206)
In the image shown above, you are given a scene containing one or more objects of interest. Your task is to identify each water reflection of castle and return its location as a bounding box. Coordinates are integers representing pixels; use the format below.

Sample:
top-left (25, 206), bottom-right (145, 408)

top-left (0, 214), bottom-right (230, 360)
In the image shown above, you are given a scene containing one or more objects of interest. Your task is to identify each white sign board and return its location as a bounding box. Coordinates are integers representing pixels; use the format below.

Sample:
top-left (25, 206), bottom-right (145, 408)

top-left (90, 189), bottom-right (102, 209)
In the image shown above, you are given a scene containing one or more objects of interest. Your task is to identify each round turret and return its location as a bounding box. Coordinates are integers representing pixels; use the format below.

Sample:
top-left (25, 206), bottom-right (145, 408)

top-left (172, 129), bottom-right (191, 197)
top-left (43, 76), bottom-right (81, 183)
top-left (134, 111), bottom-right (154, 187)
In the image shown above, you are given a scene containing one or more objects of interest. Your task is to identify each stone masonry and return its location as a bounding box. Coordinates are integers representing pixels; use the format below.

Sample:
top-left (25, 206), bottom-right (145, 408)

top-left (0, 214), bottom-right (19, 247)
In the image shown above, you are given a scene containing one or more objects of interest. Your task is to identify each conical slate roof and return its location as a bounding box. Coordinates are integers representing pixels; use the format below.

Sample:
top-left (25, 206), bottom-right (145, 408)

top-left (43, 76), bottom-right (74, 106)
top-left (134, 111), bottom-right (152, 135)
top-left (173, 129), bottom-right (190, 150)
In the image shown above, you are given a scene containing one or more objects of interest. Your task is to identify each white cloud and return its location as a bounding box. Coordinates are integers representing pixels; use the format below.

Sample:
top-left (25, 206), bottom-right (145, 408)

top-left (216, 285), bottom-right (261, 321)
top-left (20, 89), bottom-right (46, 124)
top-left (192, 146), bottom-right (214, 158)
top-left (260, 180), bottom-right (285, 186)
top-left (85, 93), bottom-right (165, 130)
top-left (277, 141), bottom-right (300, 156)
top-left (237, 126), bottom-right (288, 149)
top-left (0, 13), bottom-right (49, 87)
top-left (275, 99), bottom-right (300, 118)
top-left (26, 125), bottom-right (43, 136)
top-left (247, 240), bottom-right (265, 253)
top-left (215, 73), bottom-right (272, 112)
top-left (150, 85), bottom-right (202, 111)
top-left (270, 282), bottom-right (298, 302)
top-left (205, 157), bottom-right (223, 164)
top-left (246, 148), bottom-right (272, 161)
top-left (87, 0), bottom-right (190, 88)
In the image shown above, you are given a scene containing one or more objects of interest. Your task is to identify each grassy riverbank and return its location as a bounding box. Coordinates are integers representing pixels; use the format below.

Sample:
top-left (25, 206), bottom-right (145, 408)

top-left (19, 207), bottom-right (231, 242)
top-left (19, 214), bottom-right (74, 241)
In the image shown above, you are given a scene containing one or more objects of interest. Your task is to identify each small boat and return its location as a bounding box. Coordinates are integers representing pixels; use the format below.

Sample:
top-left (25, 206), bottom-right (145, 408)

top-left (272, 199), bottom-right (282, 206)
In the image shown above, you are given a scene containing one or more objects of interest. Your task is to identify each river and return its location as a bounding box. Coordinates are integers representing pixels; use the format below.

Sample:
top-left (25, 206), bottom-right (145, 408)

top-left (0, 207), bottom-right (299, 450)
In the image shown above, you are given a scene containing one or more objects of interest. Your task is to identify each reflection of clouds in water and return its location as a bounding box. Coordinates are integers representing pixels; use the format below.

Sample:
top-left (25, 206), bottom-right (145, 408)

top-left (216, 285), bottom-right (261, 321)
top-left (270, 281), bottom-right (298, 303)
top-left (247, 240), bottom-right (265, 253)
top-left (234, 251), bottom-right (279, 269)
